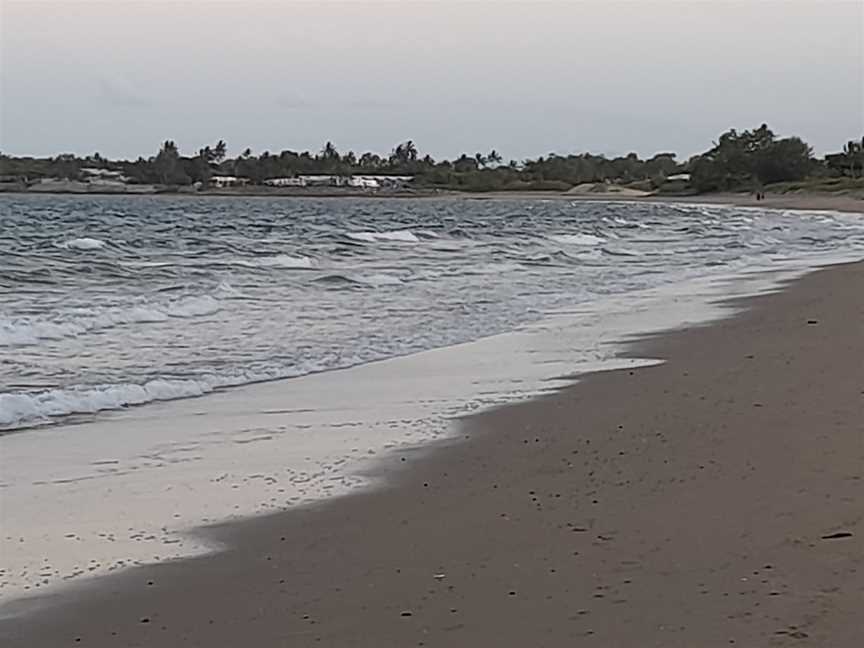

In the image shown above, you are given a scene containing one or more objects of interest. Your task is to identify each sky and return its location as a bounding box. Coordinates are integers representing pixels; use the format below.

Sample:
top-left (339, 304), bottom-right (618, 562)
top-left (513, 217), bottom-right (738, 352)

top-left (1, 0), bottom-right (862, 161)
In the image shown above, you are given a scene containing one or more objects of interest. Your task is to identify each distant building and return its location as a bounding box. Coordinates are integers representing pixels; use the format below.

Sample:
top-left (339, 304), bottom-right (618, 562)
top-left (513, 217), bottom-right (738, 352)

top-left (256, 175), bottom-right (415, 189)
top-left (666, 173), bottom-right (691, 182)
top-left (348, 176), bottom-right (380, 189)
top-left (263, 177), bottom-right (306, 187)
top-left (80, 168), bottom-right (128, 183)
top-left (210, 175), bottom-right (248, 188)
top-left (366, 175), bottom-right (413, 188)
top-left (298, 175), bottom-right (350, 187)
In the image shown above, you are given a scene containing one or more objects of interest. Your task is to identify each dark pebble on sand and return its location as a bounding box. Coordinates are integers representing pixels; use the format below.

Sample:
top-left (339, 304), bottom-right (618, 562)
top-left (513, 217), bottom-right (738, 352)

top-left (140, 617), bottom-right (150, 624)
top-left (821, 531), bottom-right (853, 539)
top-left (400, 610), bottom-right (413, 617)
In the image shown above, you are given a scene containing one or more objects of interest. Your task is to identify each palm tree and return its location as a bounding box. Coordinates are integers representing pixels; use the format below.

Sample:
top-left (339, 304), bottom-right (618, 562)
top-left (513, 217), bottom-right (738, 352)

top-left (487, 150), bottom-right (502, 166)
top-left (474, 152), bottom-right (488, 168)
top-left (321, 141), bottom-right (339, 161)
top-left (359, 152), bottom-right (380, 169)
top-left (213, 140), bottom-right (227, 163)
top-left (404, 140), bottom-right (418, 162)
top-left (391, 141), bottom-right (419, 167)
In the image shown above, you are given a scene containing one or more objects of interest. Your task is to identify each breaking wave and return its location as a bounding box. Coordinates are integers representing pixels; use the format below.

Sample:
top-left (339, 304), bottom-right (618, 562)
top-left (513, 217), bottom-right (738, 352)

top-left (314, 272), bottom-right (404, 287)
top-left (0, 295), bottom-right (221, 347)
top-left (346, 229), bottom-right (422, 243)
top-left (549, 233), bottom-right (606, 246)
top-left (58, 237), bottom-right (107, 250)
top-left (234, 254), bottom-right (315, 269)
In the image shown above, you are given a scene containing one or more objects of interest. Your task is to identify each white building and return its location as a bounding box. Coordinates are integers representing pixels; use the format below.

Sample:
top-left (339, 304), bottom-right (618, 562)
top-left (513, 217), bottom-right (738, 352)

top-left (210, 176), bottom-right (248, 188)
top-left (348, 176), bottom-right (380, 189)
top-left (264, 177), bottom-right (306, 187)
top-left (666, 173), bottom-right (691, 182)
top-left (298, 175), bottom-right (351, 187)
top-left (361, 175), bottom-right (413, 188)
top-left (81, 168), bottom-right (128, 183)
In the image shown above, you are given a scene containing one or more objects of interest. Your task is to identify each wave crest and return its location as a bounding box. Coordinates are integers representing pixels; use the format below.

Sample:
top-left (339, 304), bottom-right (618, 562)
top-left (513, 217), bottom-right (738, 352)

top-left (59, 237), bottom-right (106, 250)
top-left (347, 230), bottom-right (420, 243)
top-left (549, 233), bottom-right (606, 246)
top-left (0, 295), bottom-right (221, 347)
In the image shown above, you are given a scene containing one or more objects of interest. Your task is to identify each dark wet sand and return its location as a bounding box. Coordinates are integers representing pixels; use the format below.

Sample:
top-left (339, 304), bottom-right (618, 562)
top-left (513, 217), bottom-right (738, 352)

top-left (2, 262), bottom-right (863, 647)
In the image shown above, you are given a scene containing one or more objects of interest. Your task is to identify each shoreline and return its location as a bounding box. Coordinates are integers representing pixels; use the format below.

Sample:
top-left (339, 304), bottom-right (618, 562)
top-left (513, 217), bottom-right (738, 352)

top-left (2, 187), bottom-right (863, 214)
top-left (3, 260), bottom-right (862, 646)
top-left (3, 260), bottom-right (821, 602)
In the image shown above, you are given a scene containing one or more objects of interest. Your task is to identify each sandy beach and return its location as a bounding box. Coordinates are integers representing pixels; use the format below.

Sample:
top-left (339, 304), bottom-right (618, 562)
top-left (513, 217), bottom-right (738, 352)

top-left (461, 191), bottom-right (864, 215)
top-left (3, 1), bottom-right (862, 644)
top-left (2, 257), bottom-right (862, 646)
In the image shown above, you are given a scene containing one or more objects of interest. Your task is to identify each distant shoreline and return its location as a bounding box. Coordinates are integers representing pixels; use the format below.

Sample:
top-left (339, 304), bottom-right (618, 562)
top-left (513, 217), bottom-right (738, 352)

top-left (1, 185), bottom-right (862, 213)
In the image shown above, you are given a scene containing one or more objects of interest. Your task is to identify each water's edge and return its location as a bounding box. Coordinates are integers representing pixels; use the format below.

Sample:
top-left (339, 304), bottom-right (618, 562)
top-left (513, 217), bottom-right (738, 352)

top-left (2, 250), bottom-right (858, 613)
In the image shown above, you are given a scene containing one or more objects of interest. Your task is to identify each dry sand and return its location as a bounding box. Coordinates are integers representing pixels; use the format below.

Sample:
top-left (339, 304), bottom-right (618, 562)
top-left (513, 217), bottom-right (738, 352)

top-left (2, 262), bottom-right (863, 647)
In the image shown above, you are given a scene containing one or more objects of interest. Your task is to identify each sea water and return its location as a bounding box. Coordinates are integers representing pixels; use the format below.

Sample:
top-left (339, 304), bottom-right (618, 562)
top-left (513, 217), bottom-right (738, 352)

top-left (1, 194), bottom-right (862, 604)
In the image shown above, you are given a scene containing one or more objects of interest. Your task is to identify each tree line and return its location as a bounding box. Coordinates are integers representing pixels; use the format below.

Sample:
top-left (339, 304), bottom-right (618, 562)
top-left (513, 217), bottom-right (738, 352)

top-left (1, 124), bottom-right (862, 193)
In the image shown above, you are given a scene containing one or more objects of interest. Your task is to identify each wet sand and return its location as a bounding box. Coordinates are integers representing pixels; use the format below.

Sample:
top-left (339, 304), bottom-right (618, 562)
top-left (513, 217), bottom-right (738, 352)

top-left (2, 261), bottom-right (863, 646)
top-left (463, 191), bottom-right (864, 214)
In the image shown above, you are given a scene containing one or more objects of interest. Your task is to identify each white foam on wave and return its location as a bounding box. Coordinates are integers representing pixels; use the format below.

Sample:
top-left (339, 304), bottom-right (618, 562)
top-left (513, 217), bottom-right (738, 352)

top-left (241, 254), bottom-right (315, 269)
top-left (603, 216), bottom-right (648, 228)
top-left (0, 380), bottom-right (208, 428)
top-left (347, 230), bottom-right (420, 243)
top-left (118, 260), bottom-right (174, 268)
top-left (0, 295), bottom-right (221, 347)
top-left (317, 272), bottom-right (404, 287)
top-left (58, 237), bottom-right (106, 250)
top-left (465, 262), bottom-right (524, 275)
top-left (0, 358), bottom-right (332, 429)
top-left (550, 233), bottom-right (606, 246)
top-left (163, 295), bottom-right (221, 318)
top-left (353, 272), bottom-right (404, 286)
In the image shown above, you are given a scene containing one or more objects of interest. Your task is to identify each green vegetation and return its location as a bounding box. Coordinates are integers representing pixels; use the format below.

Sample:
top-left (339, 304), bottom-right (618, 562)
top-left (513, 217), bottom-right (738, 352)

top-left (1, 125), bottom-right (862, 195)
top-left (690, 124), bottom-right (814, 192)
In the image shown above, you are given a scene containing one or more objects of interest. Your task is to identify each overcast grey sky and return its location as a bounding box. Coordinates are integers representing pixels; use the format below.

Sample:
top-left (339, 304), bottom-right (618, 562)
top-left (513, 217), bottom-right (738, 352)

top-left (1, 1), bottom-right (862, 161)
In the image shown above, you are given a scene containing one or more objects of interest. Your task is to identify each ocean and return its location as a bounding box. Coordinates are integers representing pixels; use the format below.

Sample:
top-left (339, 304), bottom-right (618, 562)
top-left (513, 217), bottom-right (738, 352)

top-left (2, 194), bottom-right (863, 601)
top-left (3, 194), bottom-right (862, 430)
